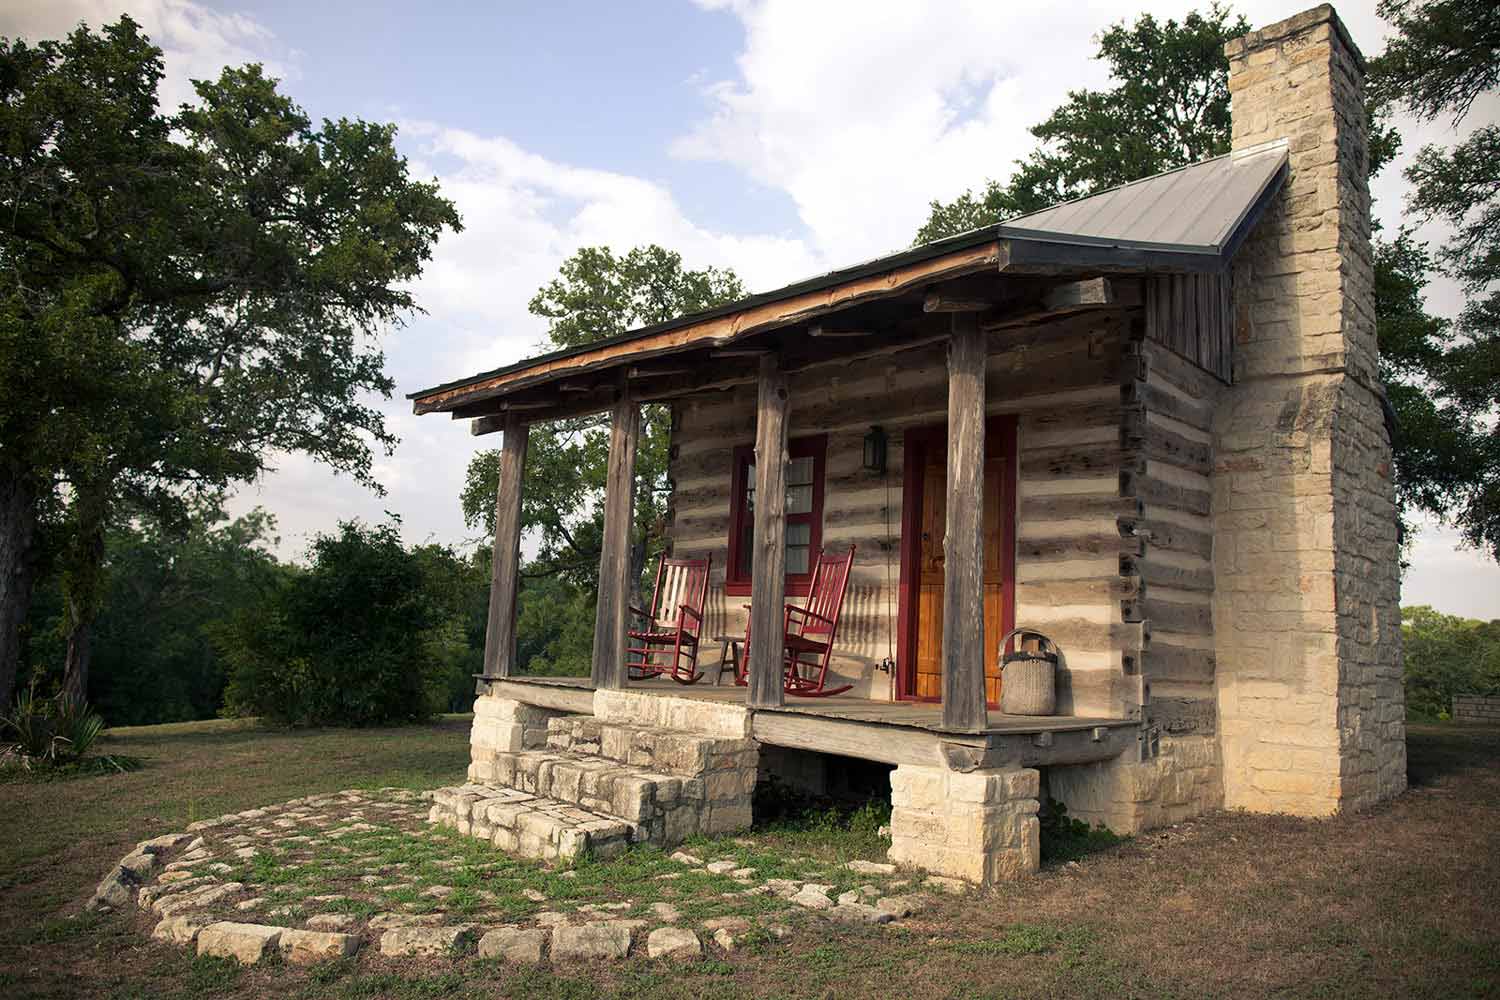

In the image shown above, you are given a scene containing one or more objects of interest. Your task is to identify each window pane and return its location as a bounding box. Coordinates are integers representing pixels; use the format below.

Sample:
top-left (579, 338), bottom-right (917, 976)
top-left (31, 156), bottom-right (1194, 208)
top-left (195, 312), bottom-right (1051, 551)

top-left (787, 456), bottom-right (815, 486)
top-left (786, 484), bottom-right (813, 514)
top-left (738, 524), bottom-right (754, 578)
top-left (785, 522), bottom-right (811, 546)
top-left (786, 544), bottom-right (810, 575)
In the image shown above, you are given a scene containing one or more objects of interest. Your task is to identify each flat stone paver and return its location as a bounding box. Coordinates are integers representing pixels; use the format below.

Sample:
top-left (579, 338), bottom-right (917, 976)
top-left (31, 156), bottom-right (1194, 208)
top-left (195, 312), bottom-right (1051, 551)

top-left (552, 923), bottom-right (632, 961)
top-left (379, 925), bottom-right (475, 957)
top-left (197, 922), bottom-right (283, 963)
top-left (280, 928), bottom-right (361, 964)
top-left (647, 926), bottom-right (702, 959)
top-left (478, 926), bottom-right (548, 963)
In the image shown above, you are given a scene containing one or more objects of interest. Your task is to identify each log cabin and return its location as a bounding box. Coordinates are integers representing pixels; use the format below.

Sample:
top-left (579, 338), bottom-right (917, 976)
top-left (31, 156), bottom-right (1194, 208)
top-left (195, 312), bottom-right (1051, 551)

top-left (412, 5), bottom-right (1407, 882)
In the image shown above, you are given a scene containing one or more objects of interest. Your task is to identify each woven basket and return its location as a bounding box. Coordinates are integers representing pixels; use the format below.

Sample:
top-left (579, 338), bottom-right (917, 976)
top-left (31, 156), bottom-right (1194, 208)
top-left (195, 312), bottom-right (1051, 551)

top-left (999, 628), bottom-right (1058, 716)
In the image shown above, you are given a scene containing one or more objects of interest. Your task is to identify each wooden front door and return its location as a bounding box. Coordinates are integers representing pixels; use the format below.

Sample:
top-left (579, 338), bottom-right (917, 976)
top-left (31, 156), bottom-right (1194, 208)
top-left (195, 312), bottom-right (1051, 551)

top-left (898, 416), bottom-right (1017, 706)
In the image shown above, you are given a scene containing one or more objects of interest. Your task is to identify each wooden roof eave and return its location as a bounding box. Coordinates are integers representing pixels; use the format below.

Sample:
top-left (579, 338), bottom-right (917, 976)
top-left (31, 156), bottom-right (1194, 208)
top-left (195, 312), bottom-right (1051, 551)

top-left (411, 240), bottom-right (1006, 417)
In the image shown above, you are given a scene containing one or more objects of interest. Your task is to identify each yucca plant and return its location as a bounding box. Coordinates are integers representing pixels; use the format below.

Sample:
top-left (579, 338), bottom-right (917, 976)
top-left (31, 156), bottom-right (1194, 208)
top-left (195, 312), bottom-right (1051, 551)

top-left (1, 683), bottom-right (60, 763)
top-left (1, 683), bottom-right (133, 774)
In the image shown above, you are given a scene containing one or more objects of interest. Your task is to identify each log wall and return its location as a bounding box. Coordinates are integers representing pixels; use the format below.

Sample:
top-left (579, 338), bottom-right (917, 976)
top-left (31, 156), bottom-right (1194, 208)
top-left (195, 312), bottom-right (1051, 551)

top-left (1122, 336), bottom-right (1223, 734)
top-left (666, 311), bottom-right (1139, 718)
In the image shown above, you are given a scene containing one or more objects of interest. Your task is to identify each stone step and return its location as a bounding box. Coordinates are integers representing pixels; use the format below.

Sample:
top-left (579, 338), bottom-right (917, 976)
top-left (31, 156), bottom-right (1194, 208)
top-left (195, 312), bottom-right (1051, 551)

top-left (544, 715), bottom-right (760, 779)
top-left (428, 784), bottom-right (635, 863)
top-left (470, 747), bottom-right (750, 845)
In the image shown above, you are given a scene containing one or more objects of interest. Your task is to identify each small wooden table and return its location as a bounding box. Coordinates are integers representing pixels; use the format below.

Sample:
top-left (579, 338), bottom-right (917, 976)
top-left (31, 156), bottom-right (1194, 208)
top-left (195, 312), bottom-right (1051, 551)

top-left (711, 635), bottom-right (742, 686)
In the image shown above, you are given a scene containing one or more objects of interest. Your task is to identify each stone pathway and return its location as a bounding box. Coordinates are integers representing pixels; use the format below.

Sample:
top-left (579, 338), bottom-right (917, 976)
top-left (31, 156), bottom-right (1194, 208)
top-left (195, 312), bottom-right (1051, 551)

top-left (90, 787), bottom-right (942, 966)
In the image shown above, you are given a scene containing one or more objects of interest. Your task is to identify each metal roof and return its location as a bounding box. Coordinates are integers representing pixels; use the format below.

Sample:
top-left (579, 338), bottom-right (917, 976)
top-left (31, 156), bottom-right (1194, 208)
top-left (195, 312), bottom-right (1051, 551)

top-left (409, 140), bottom-right (1287, 405)
top-left (996, 139), bottom-right (1289, 257)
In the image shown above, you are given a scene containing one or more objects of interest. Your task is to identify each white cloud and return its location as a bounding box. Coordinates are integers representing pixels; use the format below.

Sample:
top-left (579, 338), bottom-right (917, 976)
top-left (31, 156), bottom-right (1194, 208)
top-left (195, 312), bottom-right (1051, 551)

top-left (2, 0), bottom-right (289, 111)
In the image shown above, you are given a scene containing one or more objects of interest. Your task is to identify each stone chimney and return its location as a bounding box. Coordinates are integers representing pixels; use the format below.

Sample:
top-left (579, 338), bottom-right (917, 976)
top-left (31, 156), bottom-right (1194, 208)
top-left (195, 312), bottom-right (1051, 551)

top-left (1212, 6), bottom-right (1406, 815)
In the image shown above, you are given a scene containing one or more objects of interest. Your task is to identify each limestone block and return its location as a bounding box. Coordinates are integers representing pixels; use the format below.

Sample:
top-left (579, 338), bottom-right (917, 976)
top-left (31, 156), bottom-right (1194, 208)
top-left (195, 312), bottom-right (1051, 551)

top-left (197, 922), bottom-right (283, 964)
top-left (478, 927), bottom-right (548, 963)
top-left (552, 923), bottom-right (632, 961)
top-left (646, 926), bottom-right (702, 959)
top-left (279, 929), bottom-right (360, 964)
top-left (151, 914), bottom-right (213, 944)
top-left (379, 925), bottom-right (476, 957)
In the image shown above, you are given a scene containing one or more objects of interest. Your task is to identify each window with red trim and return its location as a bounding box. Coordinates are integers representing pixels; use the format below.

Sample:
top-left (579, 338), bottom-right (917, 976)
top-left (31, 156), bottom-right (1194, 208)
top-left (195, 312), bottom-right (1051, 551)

top-left (726, 435), bottom-right (826, 597)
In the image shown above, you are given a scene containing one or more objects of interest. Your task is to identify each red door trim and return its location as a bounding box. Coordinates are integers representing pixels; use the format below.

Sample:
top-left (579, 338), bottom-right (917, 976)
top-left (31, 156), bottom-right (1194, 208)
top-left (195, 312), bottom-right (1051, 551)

top-left (895, 415), bottom-right (1018, 704)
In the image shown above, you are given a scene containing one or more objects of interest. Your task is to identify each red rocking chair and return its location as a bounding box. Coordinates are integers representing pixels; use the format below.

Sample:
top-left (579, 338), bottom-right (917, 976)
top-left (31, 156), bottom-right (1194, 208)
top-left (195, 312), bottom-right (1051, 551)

top-left (627, 555), bottom-right (711, 684)
top-left (737, 546), bottom-right (856, 697)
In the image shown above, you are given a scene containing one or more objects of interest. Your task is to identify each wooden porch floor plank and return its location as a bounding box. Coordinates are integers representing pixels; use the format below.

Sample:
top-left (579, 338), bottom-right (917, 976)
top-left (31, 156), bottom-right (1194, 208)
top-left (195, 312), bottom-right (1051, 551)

top-left (494, 674), bottom-right (1133, 736)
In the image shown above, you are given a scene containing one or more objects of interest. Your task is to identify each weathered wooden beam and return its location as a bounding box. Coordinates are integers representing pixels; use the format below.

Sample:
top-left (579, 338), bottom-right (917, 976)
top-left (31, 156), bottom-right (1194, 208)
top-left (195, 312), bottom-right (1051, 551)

top-left (590, 382), bottom-right (639, 690)
top-left (980, 278), bottom-right (1143, 332)
top-left (807, 324), bottom-right (874, 338)
top-left (628, 365), bottom-right (695, 379)
top-left (713, 347), bottom-right (774, 359)
top-left (942, 313), bottom-right (988, 732)
top-left (924, 290), bottom-right (997, 313)
top-left (748, 354), bottom-right (789, 710)
top-left (480, 414), bottom-right (528, 679)
top-left (469, 394), bottom-right (615, 433)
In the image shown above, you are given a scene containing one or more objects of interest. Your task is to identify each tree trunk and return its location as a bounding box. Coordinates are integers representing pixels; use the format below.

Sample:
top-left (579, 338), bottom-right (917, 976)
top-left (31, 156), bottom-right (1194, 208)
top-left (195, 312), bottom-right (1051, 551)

top-left (61, 488), bottom-right (107, 706)
top-left (0, 463), bottom-right (40, 712)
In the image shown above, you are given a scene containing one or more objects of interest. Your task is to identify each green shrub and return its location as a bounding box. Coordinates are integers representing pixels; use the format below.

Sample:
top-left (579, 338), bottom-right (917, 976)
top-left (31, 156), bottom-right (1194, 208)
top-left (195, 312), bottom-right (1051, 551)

top-left (1402, 605), bottom-right (1500, 720)
top-left (217, 519), bottom-right (450, 727)
top-left (1039, 797), bottom-right (1122, 864)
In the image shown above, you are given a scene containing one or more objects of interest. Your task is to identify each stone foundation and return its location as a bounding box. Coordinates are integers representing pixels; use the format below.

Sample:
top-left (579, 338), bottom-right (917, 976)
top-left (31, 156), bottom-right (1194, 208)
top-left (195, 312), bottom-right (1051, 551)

top-left (887, 765), bottom-right (1040, 883)
top-left (1047, 736), bottom-right (1223, 833)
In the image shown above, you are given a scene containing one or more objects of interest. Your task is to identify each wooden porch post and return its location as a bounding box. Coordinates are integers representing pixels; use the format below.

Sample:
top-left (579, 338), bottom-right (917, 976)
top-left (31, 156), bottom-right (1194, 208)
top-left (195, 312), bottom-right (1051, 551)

top-left (748, 354), bottom-right (788, 709)
top-left (591, 381), bottom-right (639, 690)
top-left (481, 414), bottom-right (529, 679)
top-left (942, 313), bottom-right (988, 731)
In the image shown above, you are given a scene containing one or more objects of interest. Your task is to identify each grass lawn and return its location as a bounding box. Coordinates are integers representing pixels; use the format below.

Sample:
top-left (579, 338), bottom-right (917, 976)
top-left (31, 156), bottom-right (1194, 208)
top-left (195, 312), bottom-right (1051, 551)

top-left (1, 718), bottom-right (1497, 999)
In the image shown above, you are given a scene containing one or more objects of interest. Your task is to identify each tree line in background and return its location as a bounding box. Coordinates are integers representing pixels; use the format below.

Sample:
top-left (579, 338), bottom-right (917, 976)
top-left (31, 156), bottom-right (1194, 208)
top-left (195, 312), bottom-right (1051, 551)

top-left (16, 512), bottom-right (491, 727)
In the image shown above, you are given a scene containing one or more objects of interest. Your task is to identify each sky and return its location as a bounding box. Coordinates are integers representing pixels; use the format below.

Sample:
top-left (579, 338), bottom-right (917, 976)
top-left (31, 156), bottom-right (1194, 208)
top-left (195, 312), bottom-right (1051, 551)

top-left (4, 0), bottom-right (1498, 619)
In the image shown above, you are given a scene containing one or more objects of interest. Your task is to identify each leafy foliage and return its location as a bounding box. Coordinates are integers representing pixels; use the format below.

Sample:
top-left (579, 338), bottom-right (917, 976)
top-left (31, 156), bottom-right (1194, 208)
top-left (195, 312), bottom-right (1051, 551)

top-left (1370, 0), bottom-right (1500, 124)
top-left (913, 5), bottom-right (1248, 245)
top-left (1402, 605), bottom-right (1500, 719)
top-left (217, 520), bottom-right (462, 727)
top-left (1375, 0), bottom-right (1500, 559)
top-left (50, 511), bottom-right (285, 724)
top-left (0, 16), bottom-right (461, 706)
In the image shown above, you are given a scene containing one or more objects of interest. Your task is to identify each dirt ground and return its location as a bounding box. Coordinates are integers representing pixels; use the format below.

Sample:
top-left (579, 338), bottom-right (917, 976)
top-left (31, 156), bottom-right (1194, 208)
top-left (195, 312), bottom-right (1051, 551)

top-left (1, 718), bottom-right (1496, 999)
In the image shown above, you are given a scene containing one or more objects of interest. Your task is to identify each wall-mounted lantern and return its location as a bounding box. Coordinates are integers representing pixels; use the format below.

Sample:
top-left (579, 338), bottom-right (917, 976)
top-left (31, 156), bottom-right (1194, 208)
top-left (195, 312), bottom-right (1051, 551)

top-left (863, 425), bottom-right (888, 475)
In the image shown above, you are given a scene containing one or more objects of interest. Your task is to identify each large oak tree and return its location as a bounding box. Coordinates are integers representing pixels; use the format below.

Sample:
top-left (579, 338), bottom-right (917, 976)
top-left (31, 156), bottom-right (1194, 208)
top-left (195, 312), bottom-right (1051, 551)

top-left (0, 18), bottom-right (461, 708)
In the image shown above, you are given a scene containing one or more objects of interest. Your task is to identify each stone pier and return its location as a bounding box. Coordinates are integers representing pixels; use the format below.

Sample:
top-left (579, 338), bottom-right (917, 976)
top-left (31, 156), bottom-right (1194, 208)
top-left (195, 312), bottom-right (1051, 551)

top-left (887, 765), bottom-right (1041, 882)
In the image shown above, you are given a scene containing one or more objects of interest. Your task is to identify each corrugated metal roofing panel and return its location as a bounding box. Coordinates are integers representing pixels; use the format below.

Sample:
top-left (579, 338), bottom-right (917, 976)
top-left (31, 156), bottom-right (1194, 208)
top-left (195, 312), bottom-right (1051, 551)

top-left (1000, 139), bottom-right (1288, 252)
